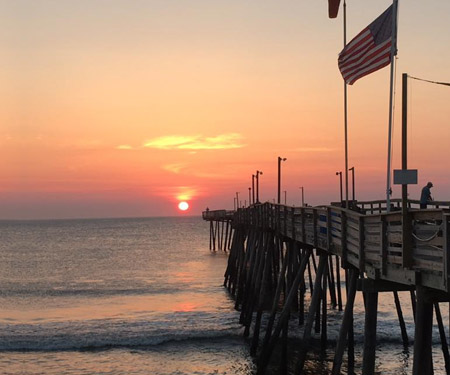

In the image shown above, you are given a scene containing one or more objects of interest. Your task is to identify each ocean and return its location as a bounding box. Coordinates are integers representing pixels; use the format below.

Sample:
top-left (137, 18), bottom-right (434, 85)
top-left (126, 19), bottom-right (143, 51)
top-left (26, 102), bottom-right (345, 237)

top-left (0, 216), bottom-right (448, 374)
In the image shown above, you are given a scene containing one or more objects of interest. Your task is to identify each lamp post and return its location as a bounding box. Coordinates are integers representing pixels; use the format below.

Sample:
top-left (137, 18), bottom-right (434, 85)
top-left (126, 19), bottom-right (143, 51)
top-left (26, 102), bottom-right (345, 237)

top-left (299, 186), bottom-right (304, 207)
top-left (233, 197), bottom-right (237, 211)
top-left (248, 187), bottom-right (251, 206)
top-left (236, 192), bottom-right (240, 209)
top-left (336, 171), bottom-right (343, 204)
top-left (277, 157), bottom-right (287, 204)
top-left (349, 166), bottom-right (355, 202)
top-left (284, 190), bottom-right (287, 205)
top-left (252, 174), bottom-right (255, 204)
top-left (256, 170), bottom-right (263, 203)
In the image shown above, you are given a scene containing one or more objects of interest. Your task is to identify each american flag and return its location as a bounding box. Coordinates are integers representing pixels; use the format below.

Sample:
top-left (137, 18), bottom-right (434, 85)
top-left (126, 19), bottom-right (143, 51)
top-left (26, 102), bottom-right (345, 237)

top-left (338, 5), bottom-right (395, 85)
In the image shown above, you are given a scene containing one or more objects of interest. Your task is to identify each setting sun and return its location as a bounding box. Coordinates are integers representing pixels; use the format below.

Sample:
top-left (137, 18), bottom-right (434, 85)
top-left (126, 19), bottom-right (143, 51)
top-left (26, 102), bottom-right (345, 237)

top-left (178, 201), bottom-right (189, 211)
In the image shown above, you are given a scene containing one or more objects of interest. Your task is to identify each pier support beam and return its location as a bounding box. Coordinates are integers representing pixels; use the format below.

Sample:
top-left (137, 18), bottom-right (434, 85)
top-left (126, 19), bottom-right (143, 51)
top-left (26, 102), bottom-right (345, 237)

top-left (362, 291), bottom-right (378, 375)
top-left (331, 268), bottom-right (358, 375)
top-left (413, 286), bottom-right (434, 375)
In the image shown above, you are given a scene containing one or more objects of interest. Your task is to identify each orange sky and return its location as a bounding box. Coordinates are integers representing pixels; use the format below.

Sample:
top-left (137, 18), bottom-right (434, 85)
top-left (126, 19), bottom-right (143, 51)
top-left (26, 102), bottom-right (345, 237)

top-left (1, 0), bottom-right (449, 219)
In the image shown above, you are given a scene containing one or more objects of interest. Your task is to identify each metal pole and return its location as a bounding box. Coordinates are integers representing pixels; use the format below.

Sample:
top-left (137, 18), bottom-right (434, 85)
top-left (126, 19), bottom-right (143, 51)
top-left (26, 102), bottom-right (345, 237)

top-left (343, 0), bottom-right (349, 209)
top-left (401, 73), bottom-right (412, 268)
top-left (336, 172), bottom-right (343, 203)
top-left (284, 190), bottom-right (287, 205)
top-left (386, 0), bottom-right (399, 212)
top-left (248, 187), bottom-right (251, 206)
top-left (256, 170), bottom-right (263, 203)
top-left (349, 167), bottom-right (355, 201)
top-left (300, 187), bottom-right (304, 207)
top-left (278, 157), bottom-right (281, 204)
top-left (236, 192), bottom-right (240, 209)
top-left (256, 172), bottom-right (259, 203)
top-left (252, 175), bottom-right (255, 204)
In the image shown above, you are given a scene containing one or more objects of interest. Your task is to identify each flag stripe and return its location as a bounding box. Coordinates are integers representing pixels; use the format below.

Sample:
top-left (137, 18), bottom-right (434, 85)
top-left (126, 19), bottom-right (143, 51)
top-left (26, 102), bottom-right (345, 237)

top-left (340, 39), bottom-right (391, 76)
top-left (347, 57), bottom-right (391, 85)
top-left (339, 29), bottom-right (372, 60)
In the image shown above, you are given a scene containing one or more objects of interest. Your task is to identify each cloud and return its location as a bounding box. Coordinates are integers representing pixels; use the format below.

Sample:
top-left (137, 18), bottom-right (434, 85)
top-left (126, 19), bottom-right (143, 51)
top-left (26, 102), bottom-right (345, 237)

top-left (117, 144), bottom-right (133, 150)
top-left (143, 133), bottom-right (245, 150)
top-left (163, 163), bottom-right (186, 174)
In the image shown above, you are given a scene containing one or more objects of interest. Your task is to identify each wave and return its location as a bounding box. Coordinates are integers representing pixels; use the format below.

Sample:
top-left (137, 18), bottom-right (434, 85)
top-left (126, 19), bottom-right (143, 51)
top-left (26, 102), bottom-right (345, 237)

top-left (0, 286), bottom-right (188, 298)
top-left (0, 312), bottom-right (243, 352)
top-left (0, 330), bottom-right (243, 352)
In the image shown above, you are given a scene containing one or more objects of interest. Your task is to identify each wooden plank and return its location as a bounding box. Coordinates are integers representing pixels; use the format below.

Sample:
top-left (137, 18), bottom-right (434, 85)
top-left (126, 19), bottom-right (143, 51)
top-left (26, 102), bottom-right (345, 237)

top-left (331, 222), bottom-right (342, 234)
top-left (365, 225), bottom-right (381, 235)
top-left (346, 233), bottom-right (360, 249)
top-left (364, 215), bottom-right (382, 224)
top-left (365, 252), bottom-right (380, 264)
top-left (387, 245), bottom-right (403, 254)
top-left (347, 240), bottom-right (359, 257)
top-left (365, 243), bottom-right (380, 253)
top-left (412, 246), bottom-right (443, 259)
top-left (387, 255), bottom-right (403, 265)
top-left (347, 225), bottom-right (360, 239)
top-left (413, 258), bottom-right (444, 272)
top-left (412, 236), bottom-right (444, 247)
top-left (346, 219), bottom-right (360, 233)
top-left (412, 211), bottom-right (444, 221)
top-left (347, 252), bottom-right (359, 269)
top-left (385, 213), bottom-right (402, 222)
top-left (387, 232), bottom-right (402, 244)
top-left (413, 224), bottom-right (442, 232)
top-left (365, 234), bottom-right (381, 243)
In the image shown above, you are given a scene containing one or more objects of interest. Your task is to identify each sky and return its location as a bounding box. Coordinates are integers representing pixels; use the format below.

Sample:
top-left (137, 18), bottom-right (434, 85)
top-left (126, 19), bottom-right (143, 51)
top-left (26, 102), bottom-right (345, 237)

top-left (1, 0), bottom-right (449, 219)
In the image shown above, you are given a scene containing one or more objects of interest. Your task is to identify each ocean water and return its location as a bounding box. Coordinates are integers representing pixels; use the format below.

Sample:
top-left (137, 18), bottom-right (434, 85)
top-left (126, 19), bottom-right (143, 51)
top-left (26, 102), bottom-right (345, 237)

top-left (0, 217), bottom-right (253, 375)
top-left (0, 216), bottom-right (448, 375)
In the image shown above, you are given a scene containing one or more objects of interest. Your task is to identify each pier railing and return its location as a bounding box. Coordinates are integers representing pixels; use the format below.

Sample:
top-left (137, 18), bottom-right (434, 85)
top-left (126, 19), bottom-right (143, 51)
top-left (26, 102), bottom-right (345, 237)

top-left (224, 202), bottom-right (450, 292)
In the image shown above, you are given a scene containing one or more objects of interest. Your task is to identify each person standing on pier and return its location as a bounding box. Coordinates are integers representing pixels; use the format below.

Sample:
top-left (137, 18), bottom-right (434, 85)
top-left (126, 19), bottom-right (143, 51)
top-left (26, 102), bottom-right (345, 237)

top-left (420, 182), bottom-right (433, 209)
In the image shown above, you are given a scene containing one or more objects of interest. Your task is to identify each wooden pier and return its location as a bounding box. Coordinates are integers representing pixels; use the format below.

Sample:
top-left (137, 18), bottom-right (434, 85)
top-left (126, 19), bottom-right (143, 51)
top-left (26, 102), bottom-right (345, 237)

top-left (203, 199), bottom-right (450, 375)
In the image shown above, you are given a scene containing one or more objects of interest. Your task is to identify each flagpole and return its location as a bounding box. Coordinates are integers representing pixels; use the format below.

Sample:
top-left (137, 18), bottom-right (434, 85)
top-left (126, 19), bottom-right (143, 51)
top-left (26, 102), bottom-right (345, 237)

top-left (343, 0), bottom-right (349, 210)
top-left (386, 0), bottom-right (399, 212)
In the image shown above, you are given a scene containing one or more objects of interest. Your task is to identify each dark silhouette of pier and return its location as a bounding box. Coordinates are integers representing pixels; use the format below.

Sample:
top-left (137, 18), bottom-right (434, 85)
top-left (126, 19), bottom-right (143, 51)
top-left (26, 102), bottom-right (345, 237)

top-left (203, 199), bottom-right (450, 375)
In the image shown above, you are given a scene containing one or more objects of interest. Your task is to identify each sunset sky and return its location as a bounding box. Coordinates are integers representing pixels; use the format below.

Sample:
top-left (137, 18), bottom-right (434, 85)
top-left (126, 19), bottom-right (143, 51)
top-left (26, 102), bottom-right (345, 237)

top-left (1, 0), bottom-right (449, 219)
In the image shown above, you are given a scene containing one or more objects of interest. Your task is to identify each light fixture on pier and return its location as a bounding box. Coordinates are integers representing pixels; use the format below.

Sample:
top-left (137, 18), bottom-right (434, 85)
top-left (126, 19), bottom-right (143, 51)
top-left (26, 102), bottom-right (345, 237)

top-left (256, 170), bottom-right (263, 203)
top-left (277, 157), bottom-right (287, 204)
top-left (336, 171), bottom-right (343, 204)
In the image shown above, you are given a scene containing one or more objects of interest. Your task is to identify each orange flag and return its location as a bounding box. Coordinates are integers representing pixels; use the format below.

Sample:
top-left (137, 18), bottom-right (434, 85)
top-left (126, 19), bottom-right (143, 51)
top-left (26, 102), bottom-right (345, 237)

top-left (328, 0), bottom-right (341, 18)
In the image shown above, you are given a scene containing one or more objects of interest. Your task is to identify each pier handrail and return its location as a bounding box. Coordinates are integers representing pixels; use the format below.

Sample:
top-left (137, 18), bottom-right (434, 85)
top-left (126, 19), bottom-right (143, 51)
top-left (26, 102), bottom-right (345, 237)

top-left (207, 201), bottom-right (450, 292)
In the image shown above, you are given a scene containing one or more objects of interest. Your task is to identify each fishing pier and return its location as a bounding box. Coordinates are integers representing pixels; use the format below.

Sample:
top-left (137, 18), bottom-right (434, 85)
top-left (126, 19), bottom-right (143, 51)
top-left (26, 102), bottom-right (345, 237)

top-left (203, 199), bottom-right (450, 375)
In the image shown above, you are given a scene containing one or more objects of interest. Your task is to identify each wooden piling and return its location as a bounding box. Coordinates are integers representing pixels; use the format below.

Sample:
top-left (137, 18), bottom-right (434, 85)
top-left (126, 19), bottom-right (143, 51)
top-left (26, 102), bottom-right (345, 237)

top-left (412, 286), bottom-right (434, 375)
top-left (434, 302), bottom-right (450, 374)
top-left (336, 255), bottom-right (343, 311)
top-left (331, 268), bottom-right (357, 375)
top-left (362, 291), bottom-right (378, 375)
top-left (250, 234), bottom-right (274, 355)
top-left (393, 291), bottom-right (409, 346)
top-left (295, 253), bottom-right (328, 373)
top-left (257, 248), bottom-right (312, 374)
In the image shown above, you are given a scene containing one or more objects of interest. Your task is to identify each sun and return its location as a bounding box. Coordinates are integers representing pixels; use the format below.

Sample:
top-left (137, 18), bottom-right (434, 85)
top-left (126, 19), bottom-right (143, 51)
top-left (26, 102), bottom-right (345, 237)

top-left (178, 201), bottom-right (189, 211)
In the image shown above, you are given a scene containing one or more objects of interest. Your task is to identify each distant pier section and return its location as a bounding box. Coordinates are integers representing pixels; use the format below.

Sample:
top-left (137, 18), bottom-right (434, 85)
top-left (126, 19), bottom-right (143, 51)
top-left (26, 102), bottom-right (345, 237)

top-left (203, 199), bottom-right (450, 375)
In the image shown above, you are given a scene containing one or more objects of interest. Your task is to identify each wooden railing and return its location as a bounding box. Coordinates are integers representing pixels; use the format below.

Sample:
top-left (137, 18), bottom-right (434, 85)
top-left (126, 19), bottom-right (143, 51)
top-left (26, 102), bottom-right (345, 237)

top-left (202, 209), bottom-right (234, 221)
top-left (230, 202), bottom-right (450, 292)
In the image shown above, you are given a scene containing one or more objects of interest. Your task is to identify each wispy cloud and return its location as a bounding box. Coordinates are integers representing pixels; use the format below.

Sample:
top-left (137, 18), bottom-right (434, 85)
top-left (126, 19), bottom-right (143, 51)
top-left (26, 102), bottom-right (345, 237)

top-left (163, 163), bottom-right (186, 174)
top-left (144, 133), bottom-right (245, 150)
top-left (117, 144), bottom-right (133, 150)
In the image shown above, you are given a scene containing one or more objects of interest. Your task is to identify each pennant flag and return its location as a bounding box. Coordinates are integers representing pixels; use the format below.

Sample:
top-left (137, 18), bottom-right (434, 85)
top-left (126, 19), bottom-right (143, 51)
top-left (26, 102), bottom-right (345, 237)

top-left (328, 0), bottom-right (341, 18)
top-left (338, 5), bottom-right (395, 85)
